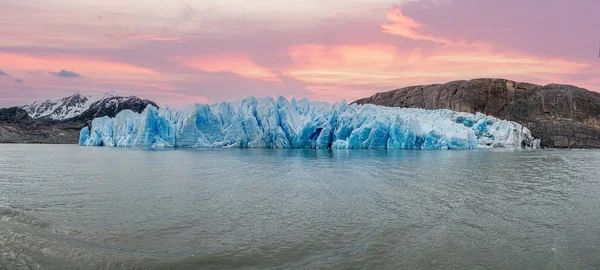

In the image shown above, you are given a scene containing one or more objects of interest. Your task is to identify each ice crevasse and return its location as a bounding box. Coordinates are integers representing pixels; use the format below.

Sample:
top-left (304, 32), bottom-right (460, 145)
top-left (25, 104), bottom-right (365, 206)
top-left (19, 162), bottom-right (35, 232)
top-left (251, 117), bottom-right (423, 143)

top-left (79, 96), bottom-right (539, 149)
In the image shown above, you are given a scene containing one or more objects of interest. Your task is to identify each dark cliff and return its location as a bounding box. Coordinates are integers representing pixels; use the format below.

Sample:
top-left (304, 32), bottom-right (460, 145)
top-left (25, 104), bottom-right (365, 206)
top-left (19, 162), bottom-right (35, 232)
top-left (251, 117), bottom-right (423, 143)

top-left (354, 78), bottom-right (600, 148)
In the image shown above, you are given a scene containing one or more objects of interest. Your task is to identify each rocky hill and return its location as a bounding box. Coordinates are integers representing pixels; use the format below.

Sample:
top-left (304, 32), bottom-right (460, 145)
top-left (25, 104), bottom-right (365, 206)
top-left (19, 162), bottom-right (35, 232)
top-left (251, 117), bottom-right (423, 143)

top-left (354, 78), bottom-right (600, 148)
top-left (0, 94), bottom-right (158, 144)
top-left (0, 107), bottom-right (81, 143)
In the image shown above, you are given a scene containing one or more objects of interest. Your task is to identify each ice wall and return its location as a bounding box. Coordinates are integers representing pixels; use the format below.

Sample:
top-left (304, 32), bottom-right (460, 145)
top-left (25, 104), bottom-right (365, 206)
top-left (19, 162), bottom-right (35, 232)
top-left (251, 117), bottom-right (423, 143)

top-left (79, 96), bottom-right (539, 149)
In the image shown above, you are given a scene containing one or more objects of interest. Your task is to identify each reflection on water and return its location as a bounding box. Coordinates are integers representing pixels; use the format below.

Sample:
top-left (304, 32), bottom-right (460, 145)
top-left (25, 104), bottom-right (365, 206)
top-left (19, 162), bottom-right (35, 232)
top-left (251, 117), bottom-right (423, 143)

top-left (1, 145), bottom-right (599, 269)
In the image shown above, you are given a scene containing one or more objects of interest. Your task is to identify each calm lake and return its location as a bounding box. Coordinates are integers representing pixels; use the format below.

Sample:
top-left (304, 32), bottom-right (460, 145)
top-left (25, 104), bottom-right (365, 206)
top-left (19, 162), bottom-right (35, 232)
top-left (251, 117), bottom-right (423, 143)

top-left (1, 145), bottom-right (599, 269)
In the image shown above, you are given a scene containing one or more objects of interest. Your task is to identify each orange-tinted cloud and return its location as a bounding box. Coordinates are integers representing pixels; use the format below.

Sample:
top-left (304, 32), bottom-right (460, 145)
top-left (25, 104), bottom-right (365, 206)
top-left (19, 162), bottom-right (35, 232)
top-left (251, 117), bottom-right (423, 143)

top-left (381, 8), bottom-right (453, 45)
top-left (282, 8), bottom-right (592, 101)
top-left (0, 53), bottom-right (174, 106)
top-left (285, 43), bottom-right (588, 101)
top-left (381, 8), bottom-right (490, 49)
top-left (286, 44), bottom-right (400, 84)
top-left (0, 53), bottom-right (157, 76)
top-left (174, 53), bottom-right (281, 82)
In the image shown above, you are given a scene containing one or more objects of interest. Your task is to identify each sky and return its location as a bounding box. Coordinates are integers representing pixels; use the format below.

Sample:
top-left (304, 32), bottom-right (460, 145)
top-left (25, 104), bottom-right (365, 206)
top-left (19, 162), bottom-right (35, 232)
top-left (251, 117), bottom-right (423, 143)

top-left (0, 0), bottom-right (599, 107)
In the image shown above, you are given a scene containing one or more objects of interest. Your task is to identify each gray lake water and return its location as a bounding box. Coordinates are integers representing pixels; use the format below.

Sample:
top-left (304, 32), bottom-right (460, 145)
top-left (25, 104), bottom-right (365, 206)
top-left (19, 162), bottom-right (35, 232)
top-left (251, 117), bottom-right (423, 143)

top-left (1, 145), bottom-right (599, 270)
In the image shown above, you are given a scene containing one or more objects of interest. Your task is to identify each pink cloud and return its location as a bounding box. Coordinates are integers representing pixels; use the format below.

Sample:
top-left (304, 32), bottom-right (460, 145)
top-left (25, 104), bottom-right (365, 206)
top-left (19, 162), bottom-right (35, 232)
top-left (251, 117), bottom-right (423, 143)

top-left (381, 8), bottom-right (454, 45)
top-left (285, 21), bottom-right (589, 101)
top-left (132, 91), bottom-right (211, 107)
top-left (0, 53), bottom-right (158, 76)
top-left (381, 8), bottom-right (492, 50)
top-left (105, 29), bottom-right (180, 42)
top-left (1, 2), bottom-right (599, 107)
top-left (275, 7), bottom-right (596, 101)
top-left (173, 53), bottom-right (281, 82)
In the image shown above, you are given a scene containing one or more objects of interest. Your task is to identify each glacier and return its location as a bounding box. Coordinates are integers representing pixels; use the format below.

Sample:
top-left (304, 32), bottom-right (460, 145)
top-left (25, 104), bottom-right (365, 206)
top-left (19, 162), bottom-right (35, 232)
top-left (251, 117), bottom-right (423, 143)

top-left (79, 96), bottom-right (539, 149)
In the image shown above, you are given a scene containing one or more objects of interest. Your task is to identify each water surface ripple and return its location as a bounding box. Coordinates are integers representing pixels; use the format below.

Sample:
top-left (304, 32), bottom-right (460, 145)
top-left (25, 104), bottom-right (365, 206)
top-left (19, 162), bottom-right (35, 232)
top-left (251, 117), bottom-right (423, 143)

top-left (0, 145), bottom-right (599, 269)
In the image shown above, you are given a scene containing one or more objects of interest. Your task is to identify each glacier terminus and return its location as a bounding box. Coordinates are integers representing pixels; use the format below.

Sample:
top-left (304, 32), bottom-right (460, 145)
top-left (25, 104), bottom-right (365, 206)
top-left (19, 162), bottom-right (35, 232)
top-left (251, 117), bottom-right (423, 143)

top-left (79, 96), bottom-right (539, 149)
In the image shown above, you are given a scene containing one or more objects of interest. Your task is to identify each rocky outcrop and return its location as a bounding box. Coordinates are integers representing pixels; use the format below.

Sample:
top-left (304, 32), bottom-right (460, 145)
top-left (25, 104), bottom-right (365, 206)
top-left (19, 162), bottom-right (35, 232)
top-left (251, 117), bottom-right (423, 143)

top-left (354, 78), bottom-right (600, 148)
top-left (0, 107), bottom-right (30, 123)
top-left (0, 107), bottom-right (81, 143)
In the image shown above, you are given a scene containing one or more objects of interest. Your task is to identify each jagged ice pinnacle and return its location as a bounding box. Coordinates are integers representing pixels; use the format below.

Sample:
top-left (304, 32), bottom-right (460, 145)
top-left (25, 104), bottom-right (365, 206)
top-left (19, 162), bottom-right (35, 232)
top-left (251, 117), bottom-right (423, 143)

top-left (79, 96), bottom-right (539, 149)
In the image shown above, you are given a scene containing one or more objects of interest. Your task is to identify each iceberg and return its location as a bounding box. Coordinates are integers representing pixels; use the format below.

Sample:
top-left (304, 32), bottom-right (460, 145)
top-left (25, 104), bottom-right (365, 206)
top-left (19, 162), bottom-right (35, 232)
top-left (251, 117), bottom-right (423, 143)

top-left (79, 96), bottom-right (539, 149)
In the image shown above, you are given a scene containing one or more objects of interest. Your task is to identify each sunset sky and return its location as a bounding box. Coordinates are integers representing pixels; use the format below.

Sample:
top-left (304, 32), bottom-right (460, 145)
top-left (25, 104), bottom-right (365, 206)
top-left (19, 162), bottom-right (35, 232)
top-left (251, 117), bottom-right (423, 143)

top-left (1, 0), bottom-right (599, 107)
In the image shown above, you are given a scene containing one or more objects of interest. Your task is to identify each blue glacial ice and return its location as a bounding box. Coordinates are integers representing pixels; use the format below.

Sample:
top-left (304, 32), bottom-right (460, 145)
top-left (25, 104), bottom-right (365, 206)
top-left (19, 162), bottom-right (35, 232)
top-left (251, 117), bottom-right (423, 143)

top-left (79, 96), bottom-right (539, 149)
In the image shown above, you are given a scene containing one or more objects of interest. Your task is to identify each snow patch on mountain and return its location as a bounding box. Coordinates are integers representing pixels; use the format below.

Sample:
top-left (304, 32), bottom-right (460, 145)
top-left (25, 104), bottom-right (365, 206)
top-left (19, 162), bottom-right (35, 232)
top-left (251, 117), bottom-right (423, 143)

top-left (21, 92), bottom-right (118, 120)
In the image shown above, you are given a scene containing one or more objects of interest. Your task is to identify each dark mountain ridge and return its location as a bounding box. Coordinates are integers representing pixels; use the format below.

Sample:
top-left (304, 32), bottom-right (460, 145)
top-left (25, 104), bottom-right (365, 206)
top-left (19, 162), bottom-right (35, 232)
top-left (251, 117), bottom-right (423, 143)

top-left (69, 96), bottom-right (158, 123)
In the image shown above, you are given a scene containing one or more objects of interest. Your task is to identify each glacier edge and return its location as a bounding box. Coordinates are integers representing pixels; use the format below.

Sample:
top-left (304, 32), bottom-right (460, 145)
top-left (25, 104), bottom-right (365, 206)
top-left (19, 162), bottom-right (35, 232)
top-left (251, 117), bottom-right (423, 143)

top-left (79, 96), bottom-right (539, 149)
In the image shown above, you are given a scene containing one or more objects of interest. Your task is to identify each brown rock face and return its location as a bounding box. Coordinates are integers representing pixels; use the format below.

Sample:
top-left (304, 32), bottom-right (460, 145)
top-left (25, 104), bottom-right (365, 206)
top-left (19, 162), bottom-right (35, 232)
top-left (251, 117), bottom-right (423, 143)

top-left (354, 78), bottom-right (600, 148)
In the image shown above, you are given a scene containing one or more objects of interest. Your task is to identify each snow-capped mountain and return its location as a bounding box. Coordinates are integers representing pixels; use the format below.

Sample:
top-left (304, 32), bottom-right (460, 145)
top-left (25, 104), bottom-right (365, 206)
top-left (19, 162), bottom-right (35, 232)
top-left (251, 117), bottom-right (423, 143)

top-left (21, 93), bottom-right (114, 120)
top-left (20, 93), bottom-right (158, 121)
